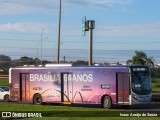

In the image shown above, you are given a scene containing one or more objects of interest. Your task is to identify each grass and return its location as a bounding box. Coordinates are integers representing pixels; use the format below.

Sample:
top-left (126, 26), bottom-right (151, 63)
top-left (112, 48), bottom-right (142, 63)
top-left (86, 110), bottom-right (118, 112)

top-left (0, 103), bottom-right (105, 111)
top-left (23, 116), bottom-right (159, 120)
top-left (0, 103), bottom-right (129, 118)
top-left (0, 103), bottom-right (159, 119)
top-left (152, 78), bottom-right (160, 92)
top-left (0, 79), bottom-right (9, 86)
top-left (152, 83), bottom-right (160, 92)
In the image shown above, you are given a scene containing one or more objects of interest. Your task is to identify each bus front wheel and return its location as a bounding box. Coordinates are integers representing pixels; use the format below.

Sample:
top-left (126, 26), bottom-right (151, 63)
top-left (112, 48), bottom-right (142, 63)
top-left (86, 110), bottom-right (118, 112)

top-left (33, 94), bottom-right (42, 105)
top-left (102, 96), bottom-right (112, 109)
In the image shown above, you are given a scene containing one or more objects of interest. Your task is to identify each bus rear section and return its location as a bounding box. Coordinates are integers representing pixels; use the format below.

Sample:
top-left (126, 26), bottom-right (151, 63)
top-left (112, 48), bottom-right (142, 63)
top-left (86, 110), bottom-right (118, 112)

top-left (9, 69), bottom-right (62, 104)
top-left (9, 71), bottom-right (31, 102)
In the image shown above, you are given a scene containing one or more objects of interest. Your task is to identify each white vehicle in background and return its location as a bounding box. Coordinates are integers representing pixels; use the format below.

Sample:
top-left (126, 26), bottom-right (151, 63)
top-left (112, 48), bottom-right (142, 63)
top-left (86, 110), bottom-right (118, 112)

top-left (0, 86), bottom-right (10, 102)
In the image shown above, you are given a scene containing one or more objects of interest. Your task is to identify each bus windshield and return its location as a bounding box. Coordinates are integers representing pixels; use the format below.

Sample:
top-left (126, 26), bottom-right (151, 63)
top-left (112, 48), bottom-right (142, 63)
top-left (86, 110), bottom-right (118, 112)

top-left (131, 72), bottom-right (151, 95)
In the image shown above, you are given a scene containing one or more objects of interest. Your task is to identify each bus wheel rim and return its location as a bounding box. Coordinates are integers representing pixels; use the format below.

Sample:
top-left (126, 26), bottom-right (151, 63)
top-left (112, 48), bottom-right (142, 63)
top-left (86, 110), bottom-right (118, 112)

top-left (104, 99), bottom-right (109, 107)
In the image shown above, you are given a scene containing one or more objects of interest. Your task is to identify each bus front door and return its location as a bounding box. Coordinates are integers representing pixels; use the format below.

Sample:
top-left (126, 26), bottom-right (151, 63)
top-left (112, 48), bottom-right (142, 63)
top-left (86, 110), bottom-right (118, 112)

top-left (116, 73), bottom-right (130, 105)
top-left (20, 73), bottom-right (30, 101)
top-left (61, 73), bottom-right (73, 103)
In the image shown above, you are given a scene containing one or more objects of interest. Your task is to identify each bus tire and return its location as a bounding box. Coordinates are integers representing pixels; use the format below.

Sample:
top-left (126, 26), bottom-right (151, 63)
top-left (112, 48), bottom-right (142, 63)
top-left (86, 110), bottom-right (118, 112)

top-left (3, 94), bottom-right (9, 102)
top-left (102, 96), bottom-right (112, 109)
top-left (33, 94), bottom-right (42, 105)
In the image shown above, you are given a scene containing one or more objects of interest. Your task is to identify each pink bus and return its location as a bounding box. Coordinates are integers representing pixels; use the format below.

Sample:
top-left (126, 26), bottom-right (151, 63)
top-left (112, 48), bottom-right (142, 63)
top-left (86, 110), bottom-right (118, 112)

top-left (9, 64), bottom-right (152, 109)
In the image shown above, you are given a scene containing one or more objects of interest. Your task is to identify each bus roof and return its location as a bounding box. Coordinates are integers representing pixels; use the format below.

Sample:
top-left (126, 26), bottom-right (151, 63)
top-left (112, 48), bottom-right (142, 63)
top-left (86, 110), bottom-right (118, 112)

top-left (10, 64), bottom-right (148, 70)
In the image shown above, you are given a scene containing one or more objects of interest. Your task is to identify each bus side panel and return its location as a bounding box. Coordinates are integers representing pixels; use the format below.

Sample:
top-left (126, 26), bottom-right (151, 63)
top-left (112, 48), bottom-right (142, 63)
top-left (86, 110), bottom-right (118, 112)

top-left (63, 67), bottom-right (118, 104)
top-left (28, 69), bottom-right (61, 103)
top-left (9, 66), bottom-right (130, 105)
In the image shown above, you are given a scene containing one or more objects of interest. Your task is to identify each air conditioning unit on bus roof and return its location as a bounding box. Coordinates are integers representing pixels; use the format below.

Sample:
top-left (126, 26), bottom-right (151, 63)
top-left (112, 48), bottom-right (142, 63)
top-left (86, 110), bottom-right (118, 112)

top-left (45, 64), bottom-right (72, 67)
top-left (23, 65), bottom-right (35, 67)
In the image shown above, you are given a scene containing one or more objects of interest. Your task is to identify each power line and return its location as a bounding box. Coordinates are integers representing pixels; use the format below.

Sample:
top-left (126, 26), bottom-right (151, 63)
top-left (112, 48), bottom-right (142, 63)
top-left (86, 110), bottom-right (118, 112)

top-left (1, 37), bottom-right (160, 44)
top-left (1, 46), bottom-right (160, 51)
top-left (0, 37), bottom-right (37, 41)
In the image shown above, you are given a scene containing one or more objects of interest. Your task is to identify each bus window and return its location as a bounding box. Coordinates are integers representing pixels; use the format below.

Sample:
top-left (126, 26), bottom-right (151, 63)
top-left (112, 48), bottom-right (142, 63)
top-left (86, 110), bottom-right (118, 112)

top-left (131, 72), bottom-right (151, 95)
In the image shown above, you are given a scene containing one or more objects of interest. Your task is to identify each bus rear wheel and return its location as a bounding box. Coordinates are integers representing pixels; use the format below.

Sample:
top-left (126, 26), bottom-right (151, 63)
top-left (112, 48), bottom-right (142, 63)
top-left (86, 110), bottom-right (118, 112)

top-left (102, 96), bottom-right (112, 109)
top-left (33, 94), bottom-right (42, 105)
top-left (3, 94), bottom-right (9, 102)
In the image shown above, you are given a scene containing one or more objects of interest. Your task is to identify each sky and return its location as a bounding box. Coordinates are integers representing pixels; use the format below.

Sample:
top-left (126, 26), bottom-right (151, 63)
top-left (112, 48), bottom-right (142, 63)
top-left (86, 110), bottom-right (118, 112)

top-left (0, 0), bottom-right (160, 63)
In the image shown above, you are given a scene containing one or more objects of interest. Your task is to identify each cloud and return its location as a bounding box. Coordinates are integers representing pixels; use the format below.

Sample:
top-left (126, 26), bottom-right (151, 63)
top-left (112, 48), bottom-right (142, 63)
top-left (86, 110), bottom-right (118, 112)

top-left (64, 0), bottom-right (134, 8)
top-left (0, 22), bottom-right (54, 33)
top-left (60, 21), bottom-right (160, 38)
top-left (64, 0), bottom-right (110, 8)
top-left (96, 22), bottom-right (160, 37)
top-left (0, 0), bottom-right (55, 15)
top-left (2, 21), bottom-right (159, 38)
top-left (0, 0), bottom-right (134, 15)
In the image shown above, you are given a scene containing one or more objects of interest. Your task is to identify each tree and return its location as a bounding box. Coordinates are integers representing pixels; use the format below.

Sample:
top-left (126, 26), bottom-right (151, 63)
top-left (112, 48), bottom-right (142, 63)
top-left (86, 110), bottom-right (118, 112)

top-left (126, 51), bottom-right (155, 67)
top-left (20, 56), bottom-right (35, 65)
top-left (13, 56), bottom-right (35, 66)
top-left (146, 56), bottom-right (155, 67)
top-left (72, 60), bottom-right (88, 65)
top-left (0, 55), bottom-right (12, 71)
top-left (34, 58), bottom-right (41, 66)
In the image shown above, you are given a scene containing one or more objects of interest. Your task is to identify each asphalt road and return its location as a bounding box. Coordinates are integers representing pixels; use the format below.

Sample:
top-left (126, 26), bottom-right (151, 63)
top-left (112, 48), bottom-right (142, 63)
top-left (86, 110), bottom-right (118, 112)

top-left (0, 77), bottom-right (8, 80)
top-left (120, 103), bottom-right (160, 111)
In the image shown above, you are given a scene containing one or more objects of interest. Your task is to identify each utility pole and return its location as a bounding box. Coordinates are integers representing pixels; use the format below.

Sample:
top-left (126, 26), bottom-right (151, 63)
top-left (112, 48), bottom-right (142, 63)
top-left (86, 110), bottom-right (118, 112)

top-left (82, 17), bottom-right (95, 66)
top-left (88, 20), bottom-right (95, 66)
top-left (63, 56), bottom-right (66, 63)
top-left (41, 28), bottom-right (45, 65)
top-left (57, 0), bottom-right (61, 63)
